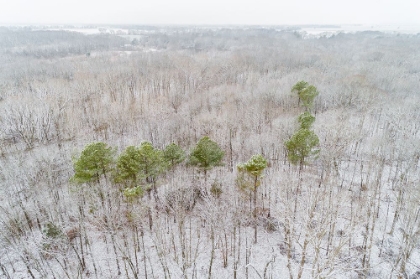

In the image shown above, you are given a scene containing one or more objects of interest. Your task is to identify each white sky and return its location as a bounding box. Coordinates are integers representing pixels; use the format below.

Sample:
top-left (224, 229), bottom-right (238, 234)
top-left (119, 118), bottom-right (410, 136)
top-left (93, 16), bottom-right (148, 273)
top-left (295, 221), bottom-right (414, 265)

top-left (0, 0), bottom-right (419, 26)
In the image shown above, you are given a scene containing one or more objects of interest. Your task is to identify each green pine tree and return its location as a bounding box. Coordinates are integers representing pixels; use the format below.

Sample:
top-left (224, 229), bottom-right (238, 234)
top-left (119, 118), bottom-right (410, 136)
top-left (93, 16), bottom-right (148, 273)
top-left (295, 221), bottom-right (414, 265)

top-left (292, 81), bottom-right (319, 109)
top-left (285, 128), bottom-right (320, 169)
top-left (189, 136), bottom-right (224, 182)
top-left (137, 142), bottom-right (165, 199)
top-left (71, 142), bottom-right (115, 184)
top-left (298, 111), bottom-right (316, 129)
top-left (163, 143), bottom-right (186, 171)
top-left (237, 154), bottom-right (268, 243)
top-left (114, 145), bottom-right (142, 188)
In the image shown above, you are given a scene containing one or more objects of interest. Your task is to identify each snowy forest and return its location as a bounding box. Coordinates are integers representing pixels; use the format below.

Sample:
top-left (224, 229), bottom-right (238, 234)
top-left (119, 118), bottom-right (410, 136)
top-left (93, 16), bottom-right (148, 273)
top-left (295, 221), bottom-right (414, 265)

top-left (1, 26), bottom-right (420, 278)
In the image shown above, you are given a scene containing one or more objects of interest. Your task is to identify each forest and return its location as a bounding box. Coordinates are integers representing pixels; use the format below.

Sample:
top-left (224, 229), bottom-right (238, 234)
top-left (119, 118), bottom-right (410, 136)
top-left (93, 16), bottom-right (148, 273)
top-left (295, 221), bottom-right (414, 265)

top-left (0, 26), bottom-right (420, 279)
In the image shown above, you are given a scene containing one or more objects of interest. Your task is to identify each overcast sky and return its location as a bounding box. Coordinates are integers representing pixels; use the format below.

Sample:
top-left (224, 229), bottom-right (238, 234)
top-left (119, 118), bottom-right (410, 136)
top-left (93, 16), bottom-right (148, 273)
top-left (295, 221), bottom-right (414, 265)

top-left (0, 0), bottom-right (419, 26)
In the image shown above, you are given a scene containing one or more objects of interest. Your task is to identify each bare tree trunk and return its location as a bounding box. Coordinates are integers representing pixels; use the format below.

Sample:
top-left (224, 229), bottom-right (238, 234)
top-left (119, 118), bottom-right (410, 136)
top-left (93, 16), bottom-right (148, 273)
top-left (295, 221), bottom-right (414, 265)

top-left (253, 176), bottom-right (258, 244)
top-left (208, 225), bottom-right (215, 279)
top-left (141, 228), bottom-right (148, 279)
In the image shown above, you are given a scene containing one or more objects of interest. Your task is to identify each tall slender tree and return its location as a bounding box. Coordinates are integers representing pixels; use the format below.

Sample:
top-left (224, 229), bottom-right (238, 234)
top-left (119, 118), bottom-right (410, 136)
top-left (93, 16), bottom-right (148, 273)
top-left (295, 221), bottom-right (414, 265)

top-left (237, 154), bottom-right (268, 243)
top-left (286, 82), bottom-right (320, 170)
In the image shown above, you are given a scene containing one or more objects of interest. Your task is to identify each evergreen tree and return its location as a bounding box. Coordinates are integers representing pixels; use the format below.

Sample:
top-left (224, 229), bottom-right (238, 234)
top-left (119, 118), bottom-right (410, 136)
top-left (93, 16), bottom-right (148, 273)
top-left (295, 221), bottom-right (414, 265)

top-left (285, 128), bottom-right (320, 168)
top-left (189, 136), bottom-right (224, 181)
top-left (299, 85), bottom-right (319, 109)
top-left (163, 143), bottom-right (186, 171)
top-left (237, 154), bottom-right (268, 243)
top-left (137, 142), bottom-right (165, 198)
top-left (292, 81), bottom-right (319, 109)
top-left (292, 80), bottom-right (309, 95)
top-left (71, 142), bottom-right (115, 184)
top-left (114, 145), bottom-right (142, 188)
top-left (298, 111), bottom-right (316, 129)
top-left (115, 142), bottom-right (165, 200)
top-left (287, 81), bottom-right (320, 169)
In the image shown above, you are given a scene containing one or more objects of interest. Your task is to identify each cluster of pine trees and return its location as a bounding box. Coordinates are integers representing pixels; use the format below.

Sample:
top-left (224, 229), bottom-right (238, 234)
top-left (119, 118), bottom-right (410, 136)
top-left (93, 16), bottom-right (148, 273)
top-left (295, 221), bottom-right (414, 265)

top-left (72, 137), bottom-right (222, 196)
